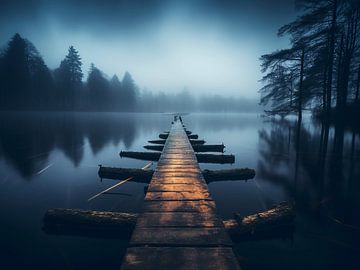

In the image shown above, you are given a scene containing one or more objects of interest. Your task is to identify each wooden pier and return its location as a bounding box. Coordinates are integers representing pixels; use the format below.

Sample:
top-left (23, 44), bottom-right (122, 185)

top-left (121, 119), bottom-right (241, 269)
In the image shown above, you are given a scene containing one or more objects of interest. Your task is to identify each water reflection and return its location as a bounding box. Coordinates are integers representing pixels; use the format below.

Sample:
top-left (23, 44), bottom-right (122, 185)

top-left (0, 112), bottom-right (137, 179)
top-left (258, 117), bottom-right (360, 228)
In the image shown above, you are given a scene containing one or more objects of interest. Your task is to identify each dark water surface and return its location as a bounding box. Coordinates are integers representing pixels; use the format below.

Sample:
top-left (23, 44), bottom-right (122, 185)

top-left (0, 112), bottom-right (359, 269)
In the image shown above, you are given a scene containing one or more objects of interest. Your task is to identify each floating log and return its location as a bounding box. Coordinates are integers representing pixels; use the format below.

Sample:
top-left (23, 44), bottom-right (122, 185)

top-left (98, 165), bottom-right (153, 183)
top-left (43, 208), bottom-right (137, 239)
top-left (226, 202), bottom-right (295, 241)
top-left (159, 133), bottom-right (198, 140)
top-left (196, 153), bottom-right (234, 164)
top-left (43, 202), bottom-right (294, 241)
top-left (98, 166), bottom-right (255, 183)
top-left (188, 134), bottom-right (199, 139)
top-left (120, 151), bottom-right (160, 161)
top-left (143, 144), bottom-right (225, 153)
top-left (190, 139), bottom-right (206, 145)
top-left (202, 168), bottom-right (255, 182)
top-left (144, 145), bottom-right (164, 151)
top-left (120, 151), bottom-right (234, 164)
top-left (148, 139), bottom-right (167, 144)
top-left (159, 134), bottom-right (168, 139)
top-left (193, 144), bottom-right (224, 153)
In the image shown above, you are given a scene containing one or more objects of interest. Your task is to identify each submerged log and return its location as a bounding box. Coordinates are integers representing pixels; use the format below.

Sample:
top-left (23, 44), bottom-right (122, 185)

top-left (144, 145), bottom-right (164, 151)
top-left (120, 151), bottom-right (234, 164)
top-left (159, 134), bottom-right (168, 139)
top-left (43, 208), bottom-right (137, 239)
top-left (159, 133), bottom-right (198, 140)
top-left (193, 144), bottom-right (224, 153)
top-left (226, 202), bottom-right (295, 241)
top-left (98, 165), bottom-right (153, 183)
top-left (98, 166), bottom-right (255, 183)
top-left (196, 153), bottom-right (235, 164)
top-left (190, 139), bottom-right (206, 145)
top-left (148, 139), bottom-right (167, 144)
top-left (188, 134), bottom-right (199, 139)
top-left (143, 144), bottom-right (225, 153)
top-left (120, 151), bottom-right (160, 161)
top-left (43, 203), bottom-right (294, 241)
top-left (203, 168), bottom-right (255, 182)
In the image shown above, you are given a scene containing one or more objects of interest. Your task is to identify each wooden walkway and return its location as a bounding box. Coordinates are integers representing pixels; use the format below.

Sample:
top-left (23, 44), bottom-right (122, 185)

top-left (121, 120), bottom-right (240, 270)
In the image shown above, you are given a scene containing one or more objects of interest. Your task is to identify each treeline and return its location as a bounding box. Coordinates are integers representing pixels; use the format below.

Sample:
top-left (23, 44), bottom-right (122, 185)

top-left (260, 0), bottom-right (360, 120)
top-left (0, 33), bottom-right (257, 113)
top-left (0, 33), bottom-right (137, 111)
top-left (138, 90), bottom-right (258, 112)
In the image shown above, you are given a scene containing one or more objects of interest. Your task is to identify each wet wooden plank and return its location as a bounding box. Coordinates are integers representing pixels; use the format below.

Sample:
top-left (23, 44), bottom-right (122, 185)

top-left (121, 247), bottom-right (241, 270)
top-left (121, 120), bottom-right (240, 269)
top-left (145, 191), bottom-right (212, 201)
top-left (142, 200), bottom-right (216, 213)
top-left (130, 227), bottom-right (233, 246)
top-left (148, 183), bottom-right (208, 192)
top-left (136, 212), bottom-right (223, 227)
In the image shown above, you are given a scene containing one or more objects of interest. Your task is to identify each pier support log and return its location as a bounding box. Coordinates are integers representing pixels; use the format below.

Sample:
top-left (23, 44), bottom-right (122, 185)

top-left (43, 202), bottom-right (294, 241)
top-left (43, 208), bottom-right (137, 239)
top-left (202, 168), bottom-right (255, 182)
top-left (98, 166), bottom-right (255, 182)
top-left (148, 139), bottom-right (167, 144)
top-left (144, 144), bottom-right (225, 153)
top-left (159, 133), bottom-right (198, 139)
top-left (120, 151), bottom-right (234, 164)
top-left (226, 202), bottom-right (295, 241)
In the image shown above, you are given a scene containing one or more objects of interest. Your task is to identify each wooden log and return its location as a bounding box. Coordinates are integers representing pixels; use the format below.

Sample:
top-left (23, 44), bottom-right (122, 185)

top-left (148, 139), bottom-right (167, 144)
top-left (98, 165), bottom-right (153, 183)
top-left (120, 151), bottom-right (234, 164)
top-left (98, 166), bottom-right (255, 183)
top-left (190, 139), bottom-right (206, 145)
top-left (196, 153), bottom-right (235, 164)
top-left (159, 133), bottom-right (199, 140)
top-left (202, 168), bottom-right (255, 182)
top-left (43, 203), bottom-right (294, 241)
top-left (144, 145), bottom-right (164, 151)
top-left (159, 134), bottom-right (168, 139)
top-left (143, 144), bottom-right (225, 153)
top-left (120, 151), bottom-right (160, 161)
top-left (193, 144), bottom-right (224, 153)
top-left (42, 208), bottom-right (137, 239)
top-left (226, 202), bottom-right (295, 241)
top-left (188, 134), bottom-right (199, 139)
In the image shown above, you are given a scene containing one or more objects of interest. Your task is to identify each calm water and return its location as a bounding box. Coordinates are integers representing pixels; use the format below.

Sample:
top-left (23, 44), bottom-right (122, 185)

top-left (0, 112), bottom-right (359, 269)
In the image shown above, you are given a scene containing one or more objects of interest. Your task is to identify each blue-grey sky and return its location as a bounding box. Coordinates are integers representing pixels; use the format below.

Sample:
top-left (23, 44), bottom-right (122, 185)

top-left (0, 0), bottom-right (297, 98)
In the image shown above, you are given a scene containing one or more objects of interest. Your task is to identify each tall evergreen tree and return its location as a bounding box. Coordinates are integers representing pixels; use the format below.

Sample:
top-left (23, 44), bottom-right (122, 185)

top-left (54, 46), bottom-right (83, 110)
top-left (86, 63), bottom-right (110, 111)
top-left (121, 71), bottom-right (136, 111)
top-left (0, 33), bottom-right (53, 110)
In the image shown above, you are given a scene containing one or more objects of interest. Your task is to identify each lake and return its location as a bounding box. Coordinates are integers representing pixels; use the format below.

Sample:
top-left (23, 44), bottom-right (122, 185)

top-left (0, 112), bottom-right (359, 269)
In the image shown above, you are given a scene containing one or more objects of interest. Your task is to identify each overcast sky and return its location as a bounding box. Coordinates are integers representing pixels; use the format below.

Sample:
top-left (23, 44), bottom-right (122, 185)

top-left (0, 0), bottom-right (297, 98)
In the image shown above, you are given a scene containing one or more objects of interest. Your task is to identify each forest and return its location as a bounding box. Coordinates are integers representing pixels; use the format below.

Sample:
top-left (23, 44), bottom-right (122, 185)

top-left (0, 33), bottom-right (256, 113)
top-left (260, 0), bottom-right (360, 123)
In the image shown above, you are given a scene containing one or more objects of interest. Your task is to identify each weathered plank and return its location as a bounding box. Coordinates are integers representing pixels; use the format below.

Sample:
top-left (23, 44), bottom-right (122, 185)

top-left (142, 200), bottom-right (216, 213)
top-left (121, 119), bottom-right (240, 269)
top-left (121, 247), bottom-right (240, 270)
top-left (130, 227), bottom-right (233, 246)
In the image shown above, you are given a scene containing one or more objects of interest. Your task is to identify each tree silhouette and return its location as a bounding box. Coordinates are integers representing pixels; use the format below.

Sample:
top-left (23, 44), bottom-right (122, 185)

top-left (121, 71), bottom-right (136, 111)
top-left (86, 63), bottom-right (110, 111)
top-left (54, 46), bottom-right (83, 110)
top-left (260, 0), bottom-right (360, 120)
top-left (0, 33), bottom-right (53, 110)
